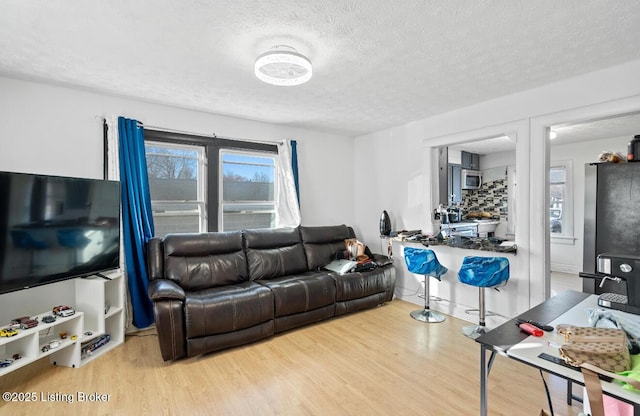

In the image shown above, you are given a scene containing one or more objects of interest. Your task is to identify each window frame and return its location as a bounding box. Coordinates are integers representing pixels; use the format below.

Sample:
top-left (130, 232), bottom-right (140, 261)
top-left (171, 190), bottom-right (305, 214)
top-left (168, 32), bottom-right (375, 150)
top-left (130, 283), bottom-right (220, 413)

top-left (144, 129), bottom-right (277, 232)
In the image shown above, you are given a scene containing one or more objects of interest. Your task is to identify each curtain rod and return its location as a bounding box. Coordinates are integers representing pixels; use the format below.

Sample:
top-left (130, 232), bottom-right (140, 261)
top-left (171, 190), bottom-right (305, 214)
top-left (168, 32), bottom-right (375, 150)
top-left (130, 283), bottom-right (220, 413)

top-left (139, 122), bottom-right (284, 146)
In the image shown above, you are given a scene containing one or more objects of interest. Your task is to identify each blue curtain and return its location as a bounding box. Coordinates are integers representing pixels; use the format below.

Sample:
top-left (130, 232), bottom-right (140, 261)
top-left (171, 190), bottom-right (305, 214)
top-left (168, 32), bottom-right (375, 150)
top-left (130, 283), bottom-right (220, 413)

top-left (118, 117), bottom-right (155, 328)
top-left (290, 140), bottom-right (300, 204)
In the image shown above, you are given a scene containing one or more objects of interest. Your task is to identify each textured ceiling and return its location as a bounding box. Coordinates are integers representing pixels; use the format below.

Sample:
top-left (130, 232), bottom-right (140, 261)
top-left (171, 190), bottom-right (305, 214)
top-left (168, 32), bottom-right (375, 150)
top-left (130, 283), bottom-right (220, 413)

top-left (1, 1), bottom-right (640, 137)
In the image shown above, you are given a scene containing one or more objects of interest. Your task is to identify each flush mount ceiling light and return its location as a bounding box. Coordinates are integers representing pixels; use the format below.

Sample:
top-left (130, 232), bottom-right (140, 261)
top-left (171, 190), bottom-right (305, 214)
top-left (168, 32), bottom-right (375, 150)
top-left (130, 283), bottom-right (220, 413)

top-left (254, 45), bottom-right (312, 86)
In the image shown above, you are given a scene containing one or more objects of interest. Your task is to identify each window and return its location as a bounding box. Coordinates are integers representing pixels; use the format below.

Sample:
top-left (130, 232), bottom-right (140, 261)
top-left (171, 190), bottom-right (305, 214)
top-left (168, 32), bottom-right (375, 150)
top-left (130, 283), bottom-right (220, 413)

top-left (220, 150), bottom-right (276, 231)
top-left (549, 160), bottom-right (574, 241)
top-left (144, 130), bottom-right (278, 237)
top-left (145, 141), bottom-right (206, 238)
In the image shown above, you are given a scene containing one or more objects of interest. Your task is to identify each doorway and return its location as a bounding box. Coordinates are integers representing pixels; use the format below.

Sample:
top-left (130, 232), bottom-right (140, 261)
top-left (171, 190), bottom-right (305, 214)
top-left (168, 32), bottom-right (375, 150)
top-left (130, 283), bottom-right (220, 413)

top-left (547, 112), bottom-right (640, 294)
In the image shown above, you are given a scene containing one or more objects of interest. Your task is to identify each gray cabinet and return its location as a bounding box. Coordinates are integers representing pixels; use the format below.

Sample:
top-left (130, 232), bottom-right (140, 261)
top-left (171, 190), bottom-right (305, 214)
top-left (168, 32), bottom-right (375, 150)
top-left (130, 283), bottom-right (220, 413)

top-left (461, 151), bottom-right (480, 170)
top-left (448, 164), bottom-right (462, 203)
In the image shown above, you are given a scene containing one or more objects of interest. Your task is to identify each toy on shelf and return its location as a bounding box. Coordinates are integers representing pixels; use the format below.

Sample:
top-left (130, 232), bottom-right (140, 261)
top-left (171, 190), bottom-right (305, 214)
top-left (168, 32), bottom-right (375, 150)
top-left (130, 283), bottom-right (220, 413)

top-left (52, 305), bottom-right (75, 317)
top-left (11, 316), bottom-right (38, 329)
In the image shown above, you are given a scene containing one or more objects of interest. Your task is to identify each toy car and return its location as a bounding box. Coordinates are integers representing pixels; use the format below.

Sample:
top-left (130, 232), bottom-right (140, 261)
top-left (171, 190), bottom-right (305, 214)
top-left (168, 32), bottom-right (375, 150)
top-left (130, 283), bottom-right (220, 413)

top-left (10, 316), bottom-right (30, 326)
top-left (0, 328), bottom-right (18, 337)
top-left (11, 316), bottom-right (38, 329)
top-left (52, 305), bottom-right (75, 317)
top-left (20, 319), bottom-right (38, 329)
top-left (42, 315), bottom-right (56, 324)
top-left (12, 353), bottom-right (22, 360)
top-left (48, 340), bottom-right (60, 349)
top-left (41, 344), bottom-right (50, 353)
top-left (0, 359), bottom-right (13, 368)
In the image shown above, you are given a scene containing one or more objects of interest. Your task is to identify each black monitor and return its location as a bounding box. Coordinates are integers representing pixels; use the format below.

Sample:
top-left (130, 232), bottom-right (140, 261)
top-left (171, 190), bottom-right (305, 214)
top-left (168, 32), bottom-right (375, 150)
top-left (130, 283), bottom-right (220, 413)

top-left (0, 171), bottom-right (120, 294)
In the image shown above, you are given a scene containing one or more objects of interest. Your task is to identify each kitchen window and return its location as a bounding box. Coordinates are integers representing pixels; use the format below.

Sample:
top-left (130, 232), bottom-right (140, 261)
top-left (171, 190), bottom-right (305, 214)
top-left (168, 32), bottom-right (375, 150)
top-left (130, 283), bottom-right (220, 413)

top-left (550, 160), bottom-right (574, 242)
top-left (144, 129), bottom-right (278, 237)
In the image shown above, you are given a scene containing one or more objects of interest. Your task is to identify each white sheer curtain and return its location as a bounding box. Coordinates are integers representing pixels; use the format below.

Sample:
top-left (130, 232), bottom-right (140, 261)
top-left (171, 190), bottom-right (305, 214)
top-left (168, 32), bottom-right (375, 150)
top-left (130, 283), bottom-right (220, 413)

top-left (105, 116), bottom-right (133, 331)
top-left (275, 140), bottom-right (301, 228)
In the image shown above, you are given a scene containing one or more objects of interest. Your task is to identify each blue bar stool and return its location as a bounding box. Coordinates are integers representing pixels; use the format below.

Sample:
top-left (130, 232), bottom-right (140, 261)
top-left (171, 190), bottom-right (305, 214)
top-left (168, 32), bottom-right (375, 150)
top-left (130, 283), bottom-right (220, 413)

top-left (404, 247), bottom-right (448, 323)
top-left (458, 256), bottom-right (510, 339)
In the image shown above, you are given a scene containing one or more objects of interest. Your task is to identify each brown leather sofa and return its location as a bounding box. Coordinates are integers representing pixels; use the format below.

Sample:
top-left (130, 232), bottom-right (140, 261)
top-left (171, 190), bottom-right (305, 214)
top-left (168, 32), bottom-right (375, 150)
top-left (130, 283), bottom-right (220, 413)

top-left (147, 225), bottom-right (396, 361)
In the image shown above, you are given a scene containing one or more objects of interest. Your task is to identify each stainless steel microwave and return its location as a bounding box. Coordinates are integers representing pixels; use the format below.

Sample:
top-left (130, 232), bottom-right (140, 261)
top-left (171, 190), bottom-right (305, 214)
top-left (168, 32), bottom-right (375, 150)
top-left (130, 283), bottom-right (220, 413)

top-left (461, 169), bottom-right (482, 190)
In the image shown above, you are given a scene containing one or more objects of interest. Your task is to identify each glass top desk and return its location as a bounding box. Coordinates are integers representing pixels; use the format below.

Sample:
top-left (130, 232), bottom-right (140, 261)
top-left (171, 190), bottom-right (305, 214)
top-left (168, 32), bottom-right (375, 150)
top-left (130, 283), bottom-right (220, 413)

top-left (475, 290), bottom-right (640, 416)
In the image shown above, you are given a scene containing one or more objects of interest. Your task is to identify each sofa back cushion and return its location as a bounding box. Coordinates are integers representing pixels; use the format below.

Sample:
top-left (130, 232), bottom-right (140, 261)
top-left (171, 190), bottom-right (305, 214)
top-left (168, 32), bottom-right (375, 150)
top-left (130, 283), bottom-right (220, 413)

top-left (162, 232), bottom-right (248, 291)
top-left (243, 228), bottom-right (308, 280)
top-left (299, 225), bottom-right (354, 270)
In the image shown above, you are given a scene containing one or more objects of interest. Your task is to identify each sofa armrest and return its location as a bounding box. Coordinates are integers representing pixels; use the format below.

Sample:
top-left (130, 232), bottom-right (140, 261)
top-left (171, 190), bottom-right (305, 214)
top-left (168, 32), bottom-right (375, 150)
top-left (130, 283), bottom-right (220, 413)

top-left (372, 253), bottom-right (394, 267)
top-left (148, 279), bottom-right (186, 301)
top-left (148, 280), bottom-right (187, 361)
top-left (152, 298), bottom-right (187, 361)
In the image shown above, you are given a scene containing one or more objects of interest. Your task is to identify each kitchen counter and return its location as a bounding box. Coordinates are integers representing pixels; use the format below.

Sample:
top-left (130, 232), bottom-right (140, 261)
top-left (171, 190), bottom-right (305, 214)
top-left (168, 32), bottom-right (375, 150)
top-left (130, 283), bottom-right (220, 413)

top-left (398, 233), bottom-right (517, 253)
top-left (391, 239), bottom-right (522, 328)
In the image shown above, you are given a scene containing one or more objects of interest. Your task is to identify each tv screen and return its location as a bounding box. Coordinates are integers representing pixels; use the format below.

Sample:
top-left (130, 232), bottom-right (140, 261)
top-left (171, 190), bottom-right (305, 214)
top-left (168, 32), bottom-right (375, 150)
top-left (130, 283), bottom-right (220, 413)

top-left (0, 171), bottom-right (120, 294)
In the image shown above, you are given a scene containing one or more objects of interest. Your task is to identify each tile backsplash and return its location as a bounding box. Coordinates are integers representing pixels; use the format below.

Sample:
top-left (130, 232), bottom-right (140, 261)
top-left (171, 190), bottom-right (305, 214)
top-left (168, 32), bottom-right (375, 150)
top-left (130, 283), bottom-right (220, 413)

top-left (461, 178), bottom-right (508, 219)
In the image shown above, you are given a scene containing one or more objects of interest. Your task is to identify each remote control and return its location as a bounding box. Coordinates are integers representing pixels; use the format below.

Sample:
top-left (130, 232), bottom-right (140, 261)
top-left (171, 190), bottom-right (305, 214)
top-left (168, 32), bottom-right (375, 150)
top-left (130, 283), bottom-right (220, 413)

top-left (537, 353), bottom-right (612, 382)
top-left (516, 318), bottom-right (554, 332)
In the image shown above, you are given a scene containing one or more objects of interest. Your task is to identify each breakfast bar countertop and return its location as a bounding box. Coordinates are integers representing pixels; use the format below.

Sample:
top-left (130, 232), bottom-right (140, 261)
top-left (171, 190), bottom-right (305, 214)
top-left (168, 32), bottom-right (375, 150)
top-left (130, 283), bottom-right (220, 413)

top-left (395, 234), bottom-right (517, 254)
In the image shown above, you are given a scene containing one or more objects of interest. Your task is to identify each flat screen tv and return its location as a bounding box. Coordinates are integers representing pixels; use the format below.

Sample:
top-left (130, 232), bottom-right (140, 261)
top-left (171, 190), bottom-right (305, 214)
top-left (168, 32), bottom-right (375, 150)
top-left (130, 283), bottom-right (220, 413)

top-left (0, 171), bottom-right (120, 295)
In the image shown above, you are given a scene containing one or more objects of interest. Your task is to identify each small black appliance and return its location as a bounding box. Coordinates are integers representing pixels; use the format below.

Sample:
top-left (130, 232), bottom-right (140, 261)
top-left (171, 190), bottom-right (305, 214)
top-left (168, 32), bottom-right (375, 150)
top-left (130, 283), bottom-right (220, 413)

top-left (379, 210), bottom-right (391, 236)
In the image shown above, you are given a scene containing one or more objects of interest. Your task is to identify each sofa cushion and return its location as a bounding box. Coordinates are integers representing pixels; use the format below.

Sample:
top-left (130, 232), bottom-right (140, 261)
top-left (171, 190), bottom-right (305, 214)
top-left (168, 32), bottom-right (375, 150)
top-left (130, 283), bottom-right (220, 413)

top-left (184, 281), bottom-right (274, 339)
top-left (258, 271), bottom-right (336, 318)
top-left (163, 232), bottom-right (248, 291)
top-left (243, 228), bottom-right (308, 280)
top-left (332, 269), bottom-right (388, 302)
top-left (299, 225), bottom-right (354, 270)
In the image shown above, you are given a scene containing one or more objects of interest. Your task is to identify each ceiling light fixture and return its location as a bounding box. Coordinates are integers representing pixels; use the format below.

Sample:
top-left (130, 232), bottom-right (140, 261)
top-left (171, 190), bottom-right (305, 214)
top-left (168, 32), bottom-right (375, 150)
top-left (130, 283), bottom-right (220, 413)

top-left (550, 131), bottom-right (557, 140)
top-left (255, 45), bottom-right (312, 86)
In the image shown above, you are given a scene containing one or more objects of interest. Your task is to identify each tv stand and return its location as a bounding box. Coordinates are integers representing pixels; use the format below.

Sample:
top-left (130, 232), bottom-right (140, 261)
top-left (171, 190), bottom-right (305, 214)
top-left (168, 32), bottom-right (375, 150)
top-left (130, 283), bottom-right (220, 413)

top-left (0, 269), bottom-right (124, 377)
top-left (94, 272), bottom-right (112, 280)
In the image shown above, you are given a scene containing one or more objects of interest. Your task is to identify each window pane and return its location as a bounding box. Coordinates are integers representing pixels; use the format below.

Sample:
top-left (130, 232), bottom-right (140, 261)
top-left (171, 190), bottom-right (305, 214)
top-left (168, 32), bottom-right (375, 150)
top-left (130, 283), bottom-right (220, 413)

top-left (549, 167), bottom-right (566, 183)
top-left (145, 142), bottom-right (205, 237)
top-left (222, 152), bottom-right (274, 202)
top-left (152, 202), bottom-right (203, 236)
top-left (147, 147), bottom-right (198, 201)
top-left (221, 203), bottom-right (275, 231)
top-left (550, 166), bottom-right (566, 234)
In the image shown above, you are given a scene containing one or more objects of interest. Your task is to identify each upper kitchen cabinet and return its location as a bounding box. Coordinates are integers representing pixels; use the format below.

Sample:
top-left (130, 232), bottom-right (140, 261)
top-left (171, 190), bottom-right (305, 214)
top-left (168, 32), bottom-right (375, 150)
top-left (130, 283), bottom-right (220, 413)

top-left (482, 165), bottom-right (508, 182)
top-left (461, 151), bottom-right (480, 170)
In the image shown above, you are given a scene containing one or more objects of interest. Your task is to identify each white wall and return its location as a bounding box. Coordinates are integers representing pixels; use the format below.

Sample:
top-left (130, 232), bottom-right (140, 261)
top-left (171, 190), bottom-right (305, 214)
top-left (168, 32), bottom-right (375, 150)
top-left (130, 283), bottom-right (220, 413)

top-left (549, 136), bottom-right (630, 274)
top-left (0, 76), bottom-right (354, 227)
top-left (354, 58), bottom-right (640, 315)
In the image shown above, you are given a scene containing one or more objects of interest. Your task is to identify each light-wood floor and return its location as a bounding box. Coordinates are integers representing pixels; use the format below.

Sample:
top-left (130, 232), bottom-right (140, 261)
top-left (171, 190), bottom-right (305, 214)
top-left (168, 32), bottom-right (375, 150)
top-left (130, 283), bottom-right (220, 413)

top-left (550, 272), bottom-right (582, 298)
top-left (0, 299), bottom-right (583, 416)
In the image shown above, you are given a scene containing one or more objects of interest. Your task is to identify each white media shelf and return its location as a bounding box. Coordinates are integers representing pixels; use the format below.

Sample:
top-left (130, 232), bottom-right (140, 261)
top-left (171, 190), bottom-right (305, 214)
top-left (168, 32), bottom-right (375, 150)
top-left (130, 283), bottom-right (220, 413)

top-left (0, 269), bottom-right (125, 376)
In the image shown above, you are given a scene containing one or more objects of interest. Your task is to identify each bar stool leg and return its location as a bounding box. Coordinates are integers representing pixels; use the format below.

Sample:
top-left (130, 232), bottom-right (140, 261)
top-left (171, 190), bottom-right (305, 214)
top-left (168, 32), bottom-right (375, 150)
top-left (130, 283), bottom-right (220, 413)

top-left (410, 275), bottom-right (446, 323)
top-left (478, 286), bottom-right (486, 327)
top-left (462, 287), bottom-right (489, 339)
